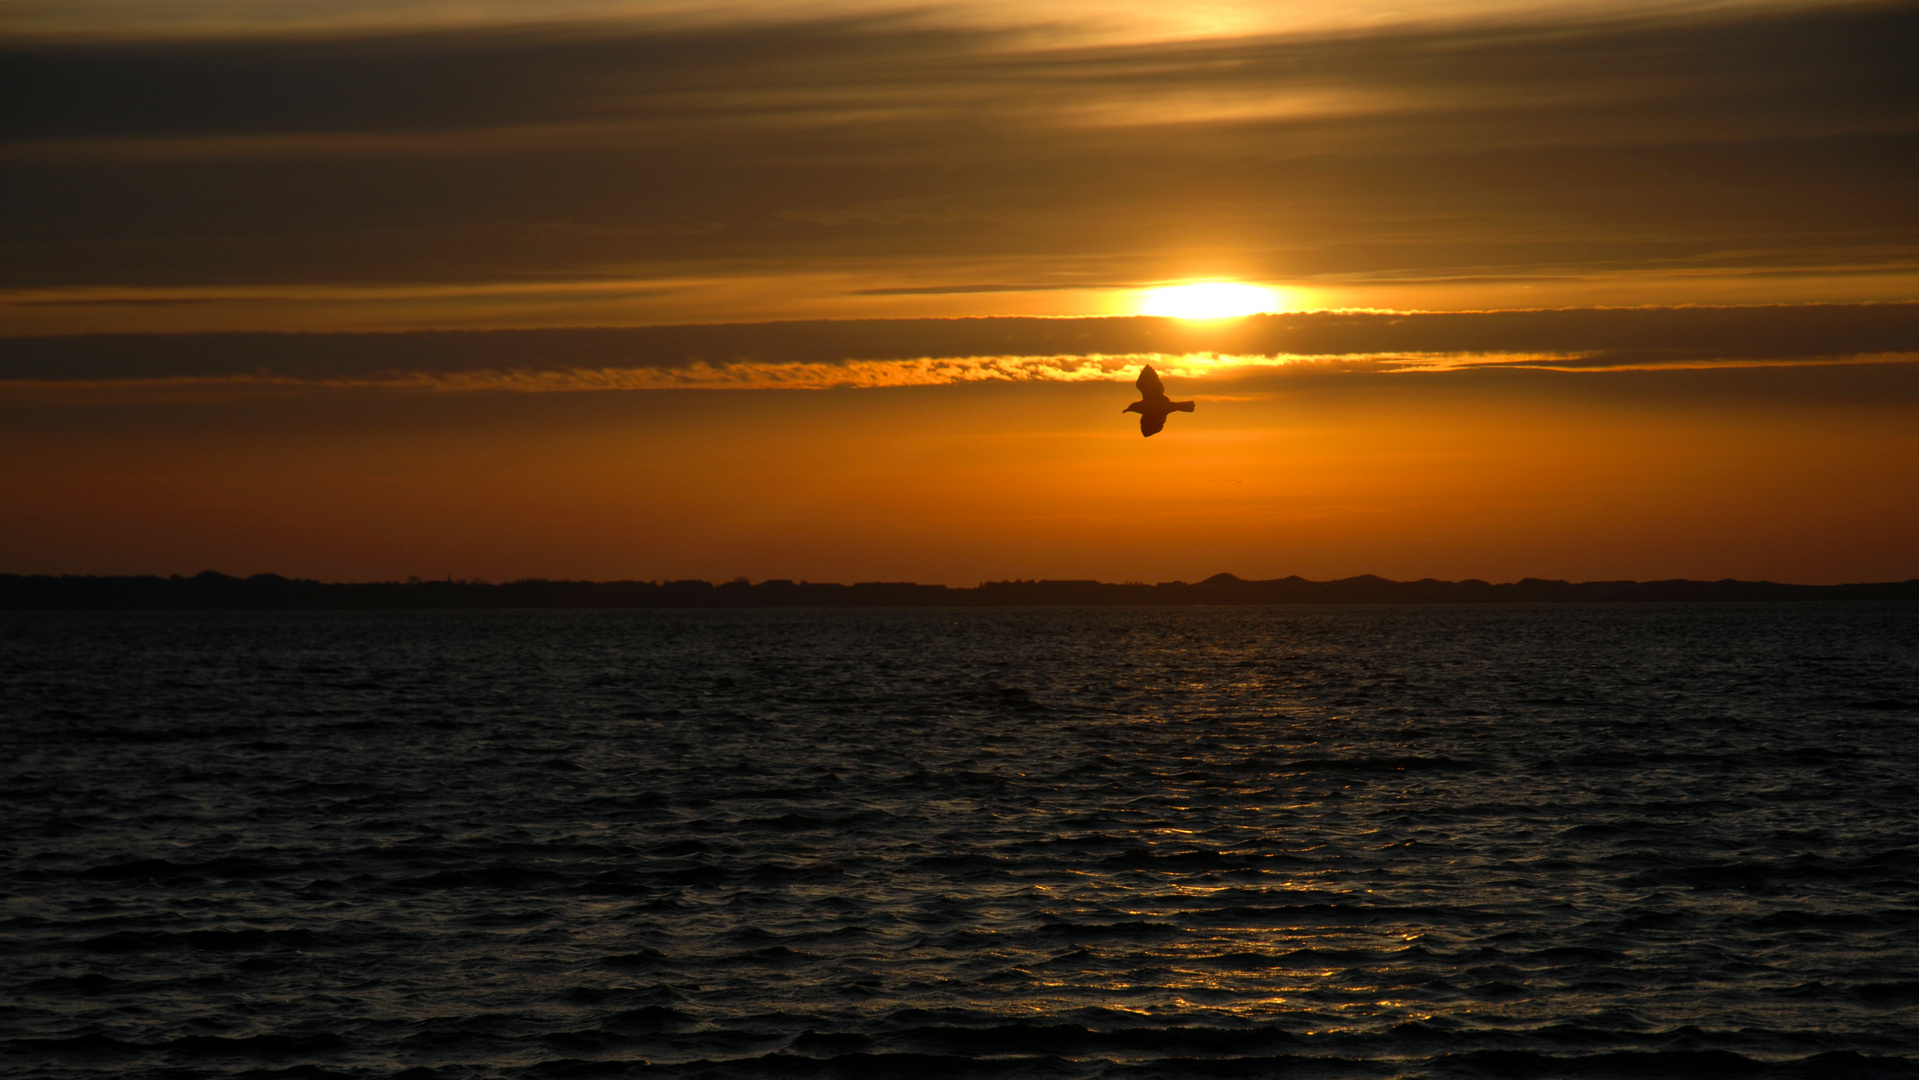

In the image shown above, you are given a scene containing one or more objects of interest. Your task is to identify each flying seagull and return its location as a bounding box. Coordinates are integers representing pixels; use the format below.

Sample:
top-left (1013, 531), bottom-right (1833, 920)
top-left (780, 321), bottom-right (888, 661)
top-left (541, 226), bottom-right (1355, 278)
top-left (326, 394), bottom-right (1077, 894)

top-left (1123, 365), bottom-right (1195, 437)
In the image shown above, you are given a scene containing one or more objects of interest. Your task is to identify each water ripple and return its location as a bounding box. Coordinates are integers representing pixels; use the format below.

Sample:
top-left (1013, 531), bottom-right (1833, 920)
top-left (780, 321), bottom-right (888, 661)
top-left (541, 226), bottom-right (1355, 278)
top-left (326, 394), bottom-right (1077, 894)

top-left (2, 605), bottom-right (1916, 1078)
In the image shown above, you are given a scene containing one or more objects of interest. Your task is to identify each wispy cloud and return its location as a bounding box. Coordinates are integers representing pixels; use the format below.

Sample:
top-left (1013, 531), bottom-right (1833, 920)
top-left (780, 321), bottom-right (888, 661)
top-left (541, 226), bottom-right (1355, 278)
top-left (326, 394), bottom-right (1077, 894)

top-left (10, 5), bottom-right (1913, 145)
top-left (4, 305), bottom-right (1914, 394)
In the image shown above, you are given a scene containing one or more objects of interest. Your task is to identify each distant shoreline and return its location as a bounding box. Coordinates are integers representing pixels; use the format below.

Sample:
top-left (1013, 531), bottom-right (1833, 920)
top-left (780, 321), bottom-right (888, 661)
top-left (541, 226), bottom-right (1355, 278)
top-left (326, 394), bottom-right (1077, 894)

top-left (3, 572), bottom-right (1915, 610)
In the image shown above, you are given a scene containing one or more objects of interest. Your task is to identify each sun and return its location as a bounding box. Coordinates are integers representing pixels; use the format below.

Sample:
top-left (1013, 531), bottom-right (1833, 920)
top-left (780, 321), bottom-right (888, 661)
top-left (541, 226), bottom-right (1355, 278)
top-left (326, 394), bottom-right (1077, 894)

top-left (1139, 282), bottom-right (1278, 319)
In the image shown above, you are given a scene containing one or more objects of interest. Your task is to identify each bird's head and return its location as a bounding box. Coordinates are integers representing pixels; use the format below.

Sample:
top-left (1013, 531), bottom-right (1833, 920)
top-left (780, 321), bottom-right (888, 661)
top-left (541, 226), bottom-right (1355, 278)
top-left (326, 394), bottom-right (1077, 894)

top-left (1122, 401), bottom-right (1142, 414)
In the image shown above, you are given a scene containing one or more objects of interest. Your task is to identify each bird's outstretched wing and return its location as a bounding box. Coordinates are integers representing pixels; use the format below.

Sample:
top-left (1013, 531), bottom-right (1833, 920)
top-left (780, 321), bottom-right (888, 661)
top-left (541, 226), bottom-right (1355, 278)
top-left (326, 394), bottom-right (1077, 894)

top-left (1140, 411), bottom-right (1166, 437)
top-left (1135, 365), bottom-right (1165, 399)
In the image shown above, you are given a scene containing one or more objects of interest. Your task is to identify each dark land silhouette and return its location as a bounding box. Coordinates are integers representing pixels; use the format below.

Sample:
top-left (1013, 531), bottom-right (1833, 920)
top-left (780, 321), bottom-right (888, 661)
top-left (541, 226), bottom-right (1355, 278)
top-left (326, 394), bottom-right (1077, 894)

top-left (1124, 365), bottom-right (1196, 437)
top-left (3, 571), bottom-right (1914, 610)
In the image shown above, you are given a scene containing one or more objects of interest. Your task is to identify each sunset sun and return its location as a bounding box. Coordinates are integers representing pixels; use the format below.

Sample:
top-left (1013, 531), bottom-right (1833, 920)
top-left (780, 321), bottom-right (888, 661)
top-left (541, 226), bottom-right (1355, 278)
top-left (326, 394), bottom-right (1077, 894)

top-left (1139, 282), bottom-right (1279, 319)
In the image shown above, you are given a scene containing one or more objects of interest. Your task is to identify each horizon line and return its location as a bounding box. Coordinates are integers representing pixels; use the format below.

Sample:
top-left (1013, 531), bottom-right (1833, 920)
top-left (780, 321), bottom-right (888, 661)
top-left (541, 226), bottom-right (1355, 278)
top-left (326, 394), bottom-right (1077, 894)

top-left (5, 570), bottom-right (1916, 611)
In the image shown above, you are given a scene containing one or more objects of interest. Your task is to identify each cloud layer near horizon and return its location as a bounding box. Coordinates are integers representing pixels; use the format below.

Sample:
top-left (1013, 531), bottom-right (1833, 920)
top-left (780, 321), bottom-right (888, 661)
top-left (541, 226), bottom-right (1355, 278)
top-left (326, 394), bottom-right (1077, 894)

top-left (4, 306), bottom-right (1916, 392)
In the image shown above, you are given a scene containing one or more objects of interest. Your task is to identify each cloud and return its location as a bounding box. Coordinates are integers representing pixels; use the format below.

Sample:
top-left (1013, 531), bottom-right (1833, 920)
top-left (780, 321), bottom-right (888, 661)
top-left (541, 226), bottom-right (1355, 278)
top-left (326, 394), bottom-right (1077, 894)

top-left (2, 2), bottom-right (1914, 309)
top-left (850, 284), bottom-right (1138, 296)
top-left (3, 305), bottom-right (1914, 392)
top-left (8, 4), bottom-right (1914, 144)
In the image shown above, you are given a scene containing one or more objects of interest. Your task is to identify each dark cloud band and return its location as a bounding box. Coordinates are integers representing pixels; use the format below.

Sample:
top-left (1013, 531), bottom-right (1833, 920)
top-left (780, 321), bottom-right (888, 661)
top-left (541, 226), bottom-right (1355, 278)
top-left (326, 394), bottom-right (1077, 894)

top-left (3, 305), bottom-right (1915, 384)
top-left (7, 5), bottom-right (1915, 143)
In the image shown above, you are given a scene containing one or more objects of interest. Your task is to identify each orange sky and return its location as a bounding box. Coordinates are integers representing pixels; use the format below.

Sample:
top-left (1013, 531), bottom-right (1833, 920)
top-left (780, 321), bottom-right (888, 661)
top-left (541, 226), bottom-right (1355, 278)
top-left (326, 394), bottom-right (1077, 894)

top-left (4, 360), bottom-right (1914, 584)
top-left (3, 0), bottom-right (1916, 584)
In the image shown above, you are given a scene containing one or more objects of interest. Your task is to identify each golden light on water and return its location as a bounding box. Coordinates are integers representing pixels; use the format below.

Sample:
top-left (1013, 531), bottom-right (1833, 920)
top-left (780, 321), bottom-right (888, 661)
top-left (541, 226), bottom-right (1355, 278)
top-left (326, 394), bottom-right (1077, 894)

top-left (1139, 282), bottom-right (1280, 319)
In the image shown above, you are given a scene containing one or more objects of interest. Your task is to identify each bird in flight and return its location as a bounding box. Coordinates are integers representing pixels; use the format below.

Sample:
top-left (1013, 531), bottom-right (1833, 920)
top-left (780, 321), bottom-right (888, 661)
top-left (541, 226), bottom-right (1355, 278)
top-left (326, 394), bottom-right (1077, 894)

top-left (1123, 365), bottom-right (1195, 437)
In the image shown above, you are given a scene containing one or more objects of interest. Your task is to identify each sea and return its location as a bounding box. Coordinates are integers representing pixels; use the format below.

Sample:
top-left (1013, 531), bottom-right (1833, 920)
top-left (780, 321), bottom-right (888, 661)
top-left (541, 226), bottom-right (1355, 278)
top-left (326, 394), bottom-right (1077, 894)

top-left (3, 604), bottom-right (1917, 1079)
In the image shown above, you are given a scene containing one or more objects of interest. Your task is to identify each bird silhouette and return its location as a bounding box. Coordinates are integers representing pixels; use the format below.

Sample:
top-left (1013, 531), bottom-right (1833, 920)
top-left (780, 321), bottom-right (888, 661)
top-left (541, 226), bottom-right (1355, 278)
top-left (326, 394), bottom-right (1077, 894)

top-left (1123, 365), bottom-right (1195, 437)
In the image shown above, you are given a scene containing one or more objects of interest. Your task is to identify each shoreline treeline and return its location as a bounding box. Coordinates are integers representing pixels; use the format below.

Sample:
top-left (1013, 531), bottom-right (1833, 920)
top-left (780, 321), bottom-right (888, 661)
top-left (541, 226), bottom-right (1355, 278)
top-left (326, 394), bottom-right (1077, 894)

top-left (3, 572), bottom-right (1915, 610)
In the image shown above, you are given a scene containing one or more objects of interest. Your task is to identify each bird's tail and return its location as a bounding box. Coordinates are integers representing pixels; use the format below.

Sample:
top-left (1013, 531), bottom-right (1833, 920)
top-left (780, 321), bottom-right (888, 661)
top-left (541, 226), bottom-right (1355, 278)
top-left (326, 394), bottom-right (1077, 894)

top-left (1171, 400), bottom-right (1195, 412)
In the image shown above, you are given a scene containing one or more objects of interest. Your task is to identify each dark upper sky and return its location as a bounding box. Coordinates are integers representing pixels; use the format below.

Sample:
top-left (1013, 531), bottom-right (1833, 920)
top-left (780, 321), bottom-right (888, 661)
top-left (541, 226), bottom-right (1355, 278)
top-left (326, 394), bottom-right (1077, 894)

top-left (5, 0), bottom-right (1916, 332)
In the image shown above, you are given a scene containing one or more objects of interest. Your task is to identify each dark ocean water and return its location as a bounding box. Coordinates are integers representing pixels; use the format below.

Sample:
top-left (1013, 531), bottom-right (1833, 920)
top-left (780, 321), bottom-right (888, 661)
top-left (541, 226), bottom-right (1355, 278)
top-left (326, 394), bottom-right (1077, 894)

top-left (4, 605), bottom-right (1918, 1079)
